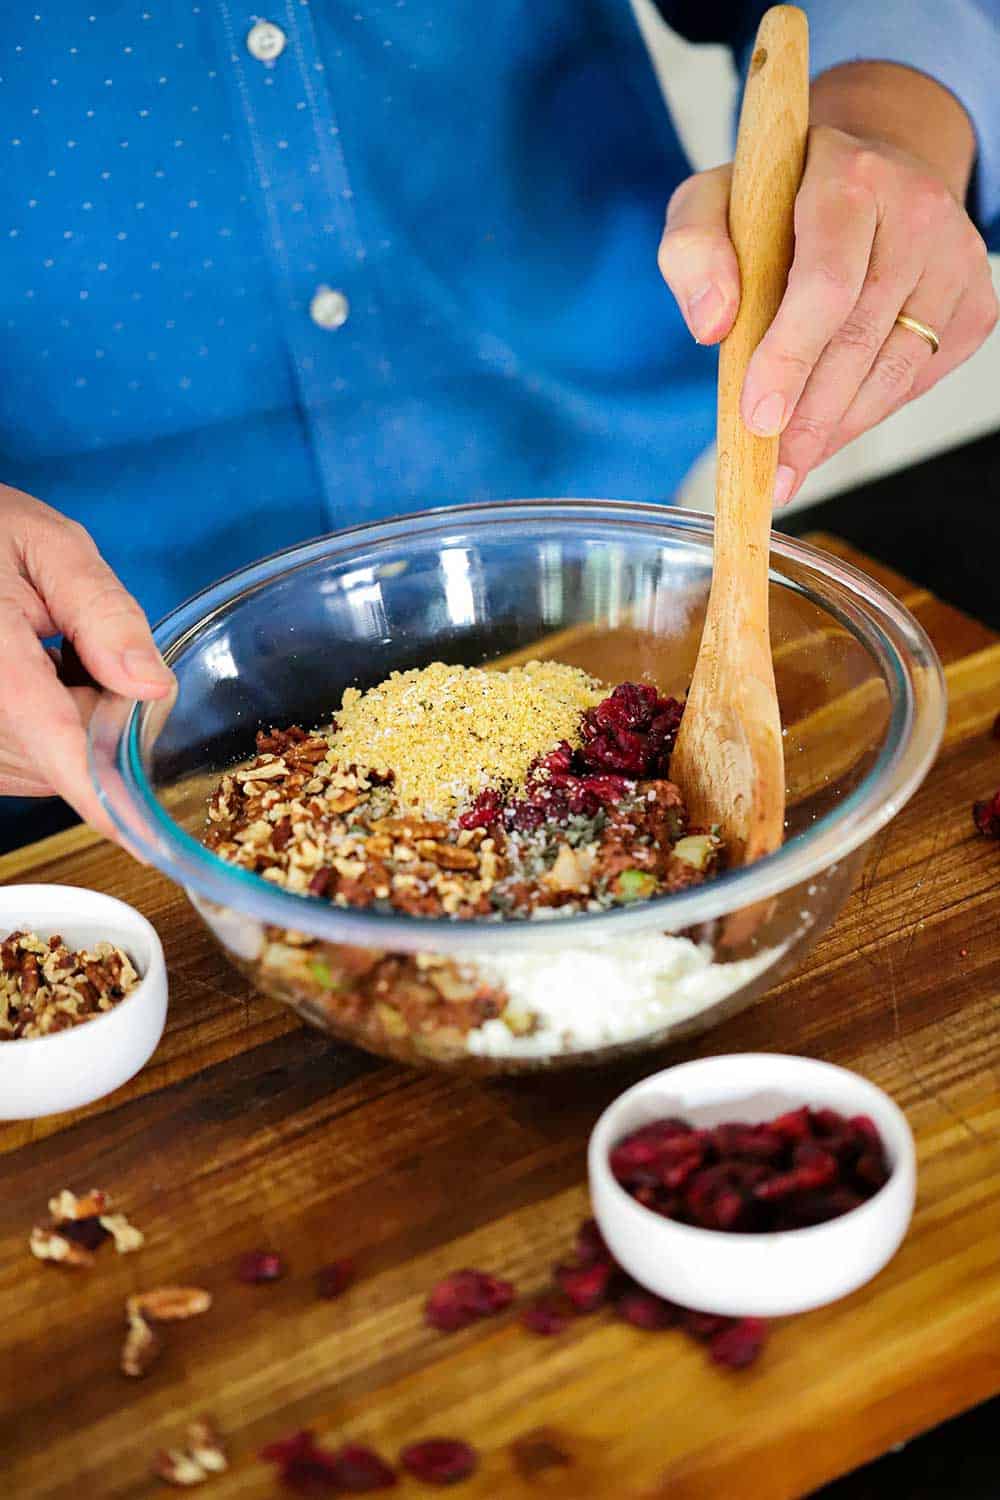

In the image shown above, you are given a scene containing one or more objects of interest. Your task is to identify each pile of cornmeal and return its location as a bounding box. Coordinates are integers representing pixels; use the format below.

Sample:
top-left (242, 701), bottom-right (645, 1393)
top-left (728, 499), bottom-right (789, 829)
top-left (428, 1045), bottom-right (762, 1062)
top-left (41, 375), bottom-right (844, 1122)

top-left (328, 660), bottom-right (603, 816)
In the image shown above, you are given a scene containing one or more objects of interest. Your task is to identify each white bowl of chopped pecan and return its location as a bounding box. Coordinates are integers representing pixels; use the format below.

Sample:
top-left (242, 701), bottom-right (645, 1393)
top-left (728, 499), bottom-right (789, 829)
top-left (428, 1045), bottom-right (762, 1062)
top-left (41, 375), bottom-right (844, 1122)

top-left (0, 885), bottom-right (167, 1118)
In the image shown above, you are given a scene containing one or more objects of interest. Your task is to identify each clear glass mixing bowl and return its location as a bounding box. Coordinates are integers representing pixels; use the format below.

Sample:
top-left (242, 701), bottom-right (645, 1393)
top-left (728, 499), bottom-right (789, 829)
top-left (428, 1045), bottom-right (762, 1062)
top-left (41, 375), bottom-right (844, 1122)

top-left (89, 502), bottom-right (945, 1072)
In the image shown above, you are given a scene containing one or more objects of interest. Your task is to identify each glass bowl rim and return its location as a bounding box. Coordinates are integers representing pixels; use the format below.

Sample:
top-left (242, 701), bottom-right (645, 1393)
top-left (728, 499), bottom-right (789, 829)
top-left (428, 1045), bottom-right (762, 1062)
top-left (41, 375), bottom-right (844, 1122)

top-left (88, 499), bottom-right (947, 955)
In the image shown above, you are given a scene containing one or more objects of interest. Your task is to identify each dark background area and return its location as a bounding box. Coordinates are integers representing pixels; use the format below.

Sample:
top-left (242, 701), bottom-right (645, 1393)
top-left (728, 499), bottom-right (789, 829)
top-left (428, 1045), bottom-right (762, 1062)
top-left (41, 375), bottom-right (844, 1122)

top-left (784, 425), bottom-right (1000, 632)
top-left (4, 426), bottom-right (999, 1495)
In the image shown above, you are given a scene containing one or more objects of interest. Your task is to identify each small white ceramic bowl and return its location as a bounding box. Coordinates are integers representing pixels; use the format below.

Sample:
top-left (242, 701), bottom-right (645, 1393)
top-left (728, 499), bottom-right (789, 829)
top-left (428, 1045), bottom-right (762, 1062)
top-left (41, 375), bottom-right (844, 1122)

top-left (0, 884), bottom-right (167, 1120)
top-left (589, 1052), bottom-right (916, 1318)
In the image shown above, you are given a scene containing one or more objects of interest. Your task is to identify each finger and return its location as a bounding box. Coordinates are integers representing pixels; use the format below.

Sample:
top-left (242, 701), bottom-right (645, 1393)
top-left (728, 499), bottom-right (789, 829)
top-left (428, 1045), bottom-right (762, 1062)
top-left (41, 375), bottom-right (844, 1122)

top-left (0, 604), bottom-right (120, 839)
top-left (0, 686), bottom-right (101, 802)
top-left (907, 260), bottom-right (1000, 402)
top-left (770, 232), bottom-right (927, 506)
top-left (740, 168), bottom-right (878, 441)
top-left (825, 278), bottom-right (967, 458)
top-left (658, 165), bottom-right (740, 344)
top-left (18, 512), bottom-right (173, 700)
top-left (818, 276), bottom-right (1000, 469)
top-left (0, 769), bottom-right (57, 797)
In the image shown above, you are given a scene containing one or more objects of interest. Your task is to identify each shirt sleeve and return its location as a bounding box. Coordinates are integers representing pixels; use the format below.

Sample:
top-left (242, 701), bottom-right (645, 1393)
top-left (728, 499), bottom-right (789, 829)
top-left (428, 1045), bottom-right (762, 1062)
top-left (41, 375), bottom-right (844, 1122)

top-left (656, 2), bottom-right (1000, 244)
top-left (802, 0), bottom-right (1000, 243)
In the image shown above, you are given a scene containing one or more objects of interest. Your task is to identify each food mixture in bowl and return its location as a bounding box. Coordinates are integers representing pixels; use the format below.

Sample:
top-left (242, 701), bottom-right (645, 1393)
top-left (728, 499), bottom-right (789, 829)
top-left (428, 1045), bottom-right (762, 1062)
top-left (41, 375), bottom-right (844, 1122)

top-left (201, 662), bottom-right (776, 1061)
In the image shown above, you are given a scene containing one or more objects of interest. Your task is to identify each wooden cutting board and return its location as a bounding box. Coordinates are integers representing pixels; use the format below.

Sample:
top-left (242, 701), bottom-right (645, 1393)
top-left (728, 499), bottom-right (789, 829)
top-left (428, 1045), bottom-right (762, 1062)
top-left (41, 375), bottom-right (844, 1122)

top-left (1, 533), bottom-right (999, 1500)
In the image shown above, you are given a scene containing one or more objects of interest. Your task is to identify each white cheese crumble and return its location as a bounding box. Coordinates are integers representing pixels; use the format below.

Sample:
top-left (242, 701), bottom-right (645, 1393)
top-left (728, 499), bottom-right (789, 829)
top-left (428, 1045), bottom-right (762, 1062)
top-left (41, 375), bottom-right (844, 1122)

top-left (465, 933), bottom-right (782, 1057)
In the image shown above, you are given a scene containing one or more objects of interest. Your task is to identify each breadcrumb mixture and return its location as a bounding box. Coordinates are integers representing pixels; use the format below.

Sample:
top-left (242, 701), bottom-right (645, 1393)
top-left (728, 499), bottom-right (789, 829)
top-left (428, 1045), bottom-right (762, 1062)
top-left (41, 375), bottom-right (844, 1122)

top-left (328, 660), bottom-right (604, 817)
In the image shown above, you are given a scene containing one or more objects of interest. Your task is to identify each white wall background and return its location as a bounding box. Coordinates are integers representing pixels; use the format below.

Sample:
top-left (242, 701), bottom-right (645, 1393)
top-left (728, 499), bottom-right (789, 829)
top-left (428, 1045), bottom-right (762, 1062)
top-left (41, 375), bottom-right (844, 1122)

top-left (633, 0), bottom-right (1000, 515)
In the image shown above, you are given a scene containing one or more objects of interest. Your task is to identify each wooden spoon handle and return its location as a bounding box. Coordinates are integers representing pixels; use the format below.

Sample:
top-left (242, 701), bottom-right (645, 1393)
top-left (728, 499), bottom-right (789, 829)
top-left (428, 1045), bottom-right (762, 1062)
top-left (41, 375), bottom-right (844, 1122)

top-left (715, 4), bottom-right (809, 577)
top-left (670, 7), bottom-right (808, 883)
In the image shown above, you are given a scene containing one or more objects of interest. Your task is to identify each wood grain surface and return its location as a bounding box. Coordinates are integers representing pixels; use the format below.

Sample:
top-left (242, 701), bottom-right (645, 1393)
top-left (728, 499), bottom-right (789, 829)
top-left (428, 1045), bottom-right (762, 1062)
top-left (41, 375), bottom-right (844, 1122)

top-left (1, 534), bottom-right (999, 1500)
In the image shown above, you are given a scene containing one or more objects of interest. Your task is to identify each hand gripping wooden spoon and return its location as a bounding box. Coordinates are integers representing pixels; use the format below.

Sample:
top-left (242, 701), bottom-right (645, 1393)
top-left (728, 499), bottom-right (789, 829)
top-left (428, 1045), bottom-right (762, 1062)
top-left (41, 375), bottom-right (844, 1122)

top-left (670, 5), bottom-right (809, 874)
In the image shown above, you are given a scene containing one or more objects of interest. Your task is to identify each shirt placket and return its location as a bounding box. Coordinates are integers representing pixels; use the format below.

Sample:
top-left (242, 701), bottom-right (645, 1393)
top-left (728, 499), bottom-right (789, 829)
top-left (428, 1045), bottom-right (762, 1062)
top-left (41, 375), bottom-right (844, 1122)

top-left (213, 0), bottom-right (385, 522)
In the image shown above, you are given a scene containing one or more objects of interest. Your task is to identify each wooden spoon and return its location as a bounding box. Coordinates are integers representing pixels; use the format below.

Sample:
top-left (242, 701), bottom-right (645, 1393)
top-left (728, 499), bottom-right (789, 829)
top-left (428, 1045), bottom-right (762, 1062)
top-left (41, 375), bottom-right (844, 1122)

top-left (670, 4), bottom-right (809, 870)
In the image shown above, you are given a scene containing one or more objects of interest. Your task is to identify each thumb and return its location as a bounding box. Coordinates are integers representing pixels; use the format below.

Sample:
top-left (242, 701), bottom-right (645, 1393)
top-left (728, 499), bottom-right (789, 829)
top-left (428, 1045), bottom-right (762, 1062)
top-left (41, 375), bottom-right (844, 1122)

top-left (658, 164), bottom-right (740, 345)
top-left (22, 511), bottom-right (174, 701)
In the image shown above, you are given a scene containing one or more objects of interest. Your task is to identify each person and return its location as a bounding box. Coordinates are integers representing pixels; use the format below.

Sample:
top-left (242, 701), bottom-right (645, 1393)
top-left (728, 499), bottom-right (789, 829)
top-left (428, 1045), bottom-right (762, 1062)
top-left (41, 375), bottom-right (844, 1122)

top-left (1, 1), bottom-right (998, 850)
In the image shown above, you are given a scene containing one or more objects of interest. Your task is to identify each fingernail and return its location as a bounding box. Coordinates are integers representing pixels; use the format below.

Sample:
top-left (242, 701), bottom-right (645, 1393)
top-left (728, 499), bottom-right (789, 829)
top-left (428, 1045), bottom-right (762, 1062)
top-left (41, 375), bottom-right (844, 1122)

top-left (750, 393), bottom-right (787, 437)
top-left (773, 464), bottom-right (796, 507)
top-left (122, 648), bottom-right (173, 686)
top-left (687, 282), bottom-right (725, 342)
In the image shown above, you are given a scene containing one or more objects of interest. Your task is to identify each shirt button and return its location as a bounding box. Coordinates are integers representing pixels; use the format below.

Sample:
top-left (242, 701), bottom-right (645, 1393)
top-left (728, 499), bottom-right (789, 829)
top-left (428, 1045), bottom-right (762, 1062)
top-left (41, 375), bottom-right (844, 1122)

top-left (309, 285), bottom-right (350, 330)
top-left (246, 20), bottom-right (287, 62)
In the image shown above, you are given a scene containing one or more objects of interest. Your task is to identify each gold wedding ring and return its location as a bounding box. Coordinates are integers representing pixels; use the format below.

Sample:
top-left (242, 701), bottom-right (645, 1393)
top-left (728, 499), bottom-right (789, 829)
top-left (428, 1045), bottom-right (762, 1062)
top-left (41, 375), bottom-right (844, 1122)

top-left (895, 313), bottom-right (941, 355)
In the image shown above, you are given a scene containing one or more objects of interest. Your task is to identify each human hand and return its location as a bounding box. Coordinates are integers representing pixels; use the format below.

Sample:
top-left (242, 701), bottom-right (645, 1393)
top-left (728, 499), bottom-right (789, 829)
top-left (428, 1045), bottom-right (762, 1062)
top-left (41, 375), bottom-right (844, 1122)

top-left (658, 66), bottom-right (998, 507)
top-left (0, 485), bottom-right (174, 840)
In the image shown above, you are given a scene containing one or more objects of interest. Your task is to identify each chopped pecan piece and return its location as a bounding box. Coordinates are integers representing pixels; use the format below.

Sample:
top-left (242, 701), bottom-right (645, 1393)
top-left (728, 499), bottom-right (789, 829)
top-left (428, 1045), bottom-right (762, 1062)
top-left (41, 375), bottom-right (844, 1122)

top-left (152, 1449), bottom-right (206, 1487)
top-left (29, 1225), bottom-right (95, 1268)
top-left (425, 843), bottom-right (479, 872)
top-left (99, 1213), bottom-right (146, 1254)
top-left (186, 1418), bottom-right (228, 1474)
top-left (122, 1310), bottom-right (162, 1378)
top-left (239, 759), bottom-right (288, 782)
top-left (48, 1188), bottom-right (111, 1221)
top-left (129, 1286), bottom-right (213, 1321)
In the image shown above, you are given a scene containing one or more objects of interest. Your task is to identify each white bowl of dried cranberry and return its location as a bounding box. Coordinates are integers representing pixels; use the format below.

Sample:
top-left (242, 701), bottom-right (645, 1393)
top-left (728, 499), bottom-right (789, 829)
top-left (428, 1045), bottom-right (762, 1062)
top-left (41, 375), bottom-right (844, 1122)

top-left (0, 885), bottom-right (167, 1120)
top-left (588, 1053), bottom-right (916, 1318)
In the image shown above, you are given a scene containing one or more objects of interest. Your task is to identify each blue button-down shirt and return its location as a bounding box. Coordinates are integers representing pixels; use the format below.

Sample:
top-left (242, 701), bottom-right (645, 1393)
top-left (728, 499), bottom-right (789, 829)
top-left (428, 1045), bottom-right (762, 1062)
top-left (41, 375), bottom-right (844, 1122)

top-left (3, 2), bottom-right (999, 626)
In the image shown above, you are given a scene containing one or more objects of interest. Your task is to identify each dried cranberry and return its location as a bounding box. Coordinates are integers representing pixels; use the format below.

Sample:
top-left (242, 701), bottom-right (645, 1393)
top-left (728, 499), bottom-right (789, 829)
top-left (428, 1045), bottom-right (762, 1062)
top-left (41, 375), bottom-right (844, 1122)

top-left (316, 1259), bottom-right (355, 1299)
top-left (238, 1249), bottom-right (286, 1283)
top-left (399, 1439), bottom-right (478, 1486)
top-left (520, 1292), bottom-right (575, 1336)
top-left (710, 1123), bottom-right (784, 1163)
top-left (849, 1114), bottom-right (880, 1145)
top-left (531, 741), bottom-right (575, 777)
top-left (261, 1432), bottom-right (318, 1465)
top-left (615, 1290), bottom-right (679, 1330)
top-left (973, 789), bottom-right (1000, 838)
top-left (685, 1163), bottom-right (769, 1231)
top-left (577, 683), bottom-right (683, 778)
top-left (609, 1119), bottom-right (695, 1183)
top-left (425, 1270), bottom-right (514, 1333)
top-left (280, 1454), bottom-right (341, 1493)
top-left (785, 1186), bottom-right (864, 1227)
top-left (573, 1218), bottom-right (612, 1266)
top-left (680, 1309), bottom-right (733, 1342)
top-left (457, 788), bottom-right (504, 830)
top-left (600, 682), bottom-right (660, 728)
top-left (660, 1152), bottom-right (704, 1192)
top-left (854, 1149), bottom-right (891, 1192)
top-left (579, 729), bottom-right (649, 777)
top-left (260, 1431), bottom-right (341, 1495)
top-left (752, 1148), bottom-right (837, 1202)
top-left (609, 1137), bottom-right (663, 1178)
top-left (553, 1259), bottom-right (613, 1313)
top-left (614, 1106), bottom-right (891, 1233)
top-left (567, 773), bottom-right (631, 809)
top-left (58, 1216), bottom-right (111, 1252)
top-left (769, 1106), bottom-right (811, 1141)
top-left (506, 798), bottom-right (548, 833)
top-left (709, 1317), bottom-right (768, 1369)
top-left (809, 1108), bottom-right (848, 1138)
top-left (332, 1444), bottom-right (398, 1492)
